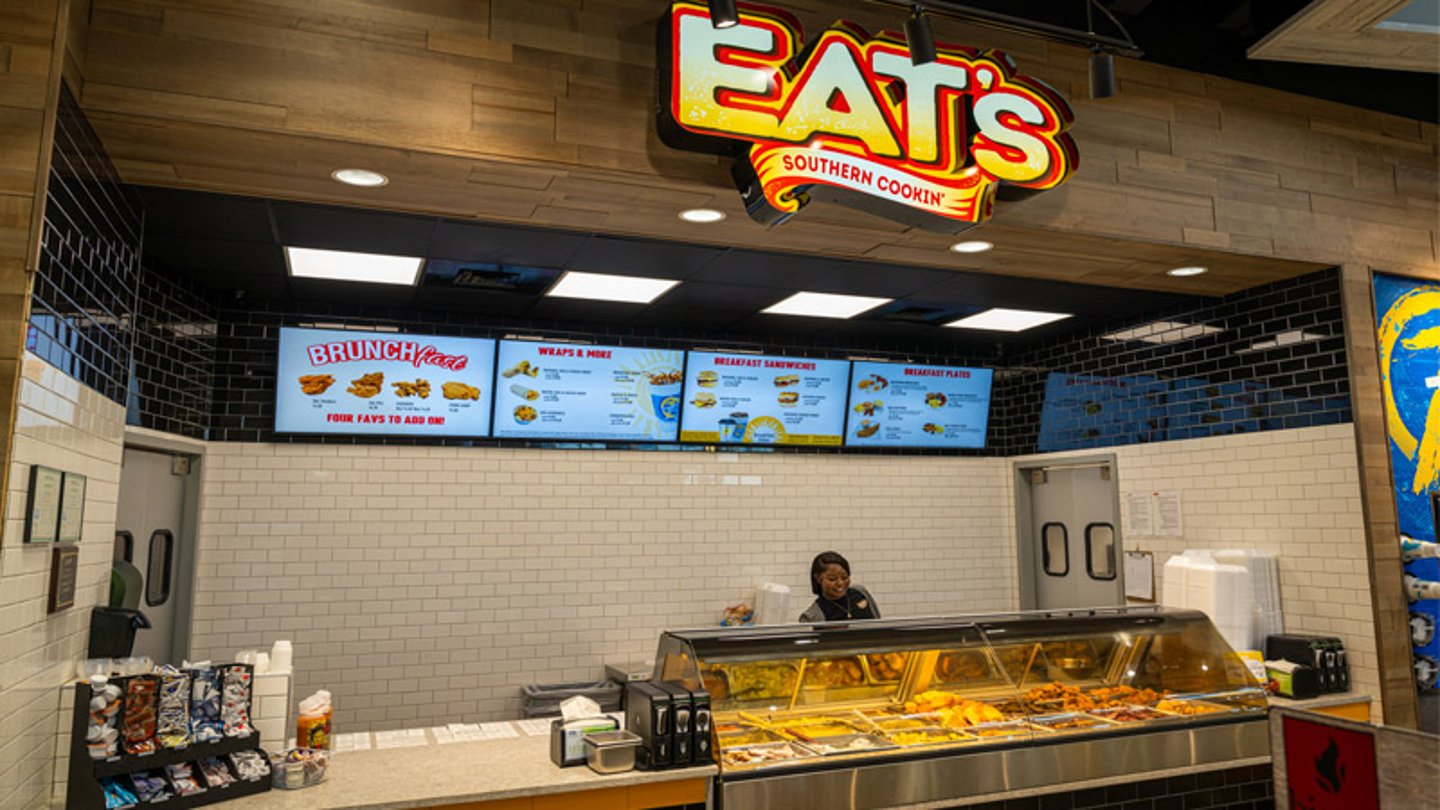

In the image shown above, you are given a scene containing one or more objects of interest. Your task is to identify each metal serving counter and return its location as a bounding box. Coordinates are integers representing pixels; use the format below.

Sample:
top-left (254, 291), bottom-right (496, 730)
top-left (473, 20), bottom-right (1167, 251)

top-left (655, 607), bottom-right (1270, 810)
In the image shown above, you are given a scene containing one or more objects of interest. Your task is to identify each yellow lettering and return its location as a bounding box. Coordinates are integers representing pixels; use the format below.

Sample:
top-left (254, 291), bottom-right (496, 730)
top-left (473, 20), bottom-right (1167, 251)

top-left (675, 14), bottom-right (784, 140)
top-left (972, 93), bottom-right (1057, 185)
top-left (870, 52), bottom-right (969, 166)
top-left (775, 38), bottom-right (901, 159)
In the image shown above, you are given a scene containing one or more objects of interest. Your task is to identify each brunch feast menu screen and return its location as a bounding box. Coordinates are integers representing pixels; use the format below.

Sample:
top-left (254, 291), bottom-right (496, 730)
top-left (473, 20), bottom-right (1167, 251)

top-left (490, 340), bottom-right (685, 441)
top-left (844, 361), bottom-right (994, 448)
top-left (275, 327), bottom-right (497, 436)
top-left (680, 352), bottom-right (849, 445)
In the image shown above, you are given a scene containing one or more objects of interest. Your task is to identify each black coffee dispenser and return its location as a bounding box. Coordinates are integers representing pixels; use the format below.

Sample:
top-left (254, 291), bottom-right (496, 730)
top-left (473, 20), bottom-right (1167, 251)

top-left (626, 681), bottom-right (672, 769)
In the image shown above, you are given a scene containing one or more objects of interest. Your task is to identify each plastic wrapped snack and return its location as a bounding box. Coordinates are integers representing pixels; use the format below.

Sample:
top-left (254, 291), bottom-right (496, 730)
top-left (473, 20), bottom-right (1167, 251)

top-left (86, 676), bottom-right (124, 760)
top-left (187, 666), bottom-right (223, 743)
top-left (221, 665), bottom-right (254, 737)
top-left (270, 747), bottom-right (331, 789)
top-left (198, 756), bottom-right (236, 788)
top-left (121, 675), bottom-right (159, 755)
top-left (165, 762), bottom-right (207, 797)
top-left (129, 770), bottom-right (172, 803)
top-left (229, 749), bottom-right (271, 782)
top-left (156, 666), bottom-right (192, 748)
top-left (100, 776), bottom-right (138, 809)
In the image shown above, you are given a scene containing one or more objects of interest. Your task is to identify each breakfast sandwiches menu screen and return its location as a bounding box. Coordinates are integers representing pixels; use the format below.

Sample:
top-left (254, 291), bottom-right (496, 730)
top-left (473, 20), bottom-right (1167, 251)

top-left (680, 352), bottom-right (849, 445)
top-left (490, 340), bottom-right (685, 441)
top-left (275, 327), bottom-right (496, 436)
top-left (844, 361), bottom-right (993, 448)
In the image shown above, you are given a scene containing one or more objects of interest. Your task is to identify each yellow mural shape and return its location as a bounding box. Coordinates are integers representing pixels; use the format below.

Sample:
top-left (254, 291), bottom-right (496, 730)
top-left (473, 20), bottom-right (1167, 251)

top-left (1377, 286), bottom-right (1440, 493)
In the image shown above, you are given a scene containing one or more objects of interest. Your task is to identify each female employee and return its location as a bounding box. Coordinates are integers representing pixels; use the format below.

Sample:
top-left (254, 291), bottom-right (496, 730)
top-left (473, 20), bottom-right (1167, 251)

top-left (798, 551), bottom-right (881, 622)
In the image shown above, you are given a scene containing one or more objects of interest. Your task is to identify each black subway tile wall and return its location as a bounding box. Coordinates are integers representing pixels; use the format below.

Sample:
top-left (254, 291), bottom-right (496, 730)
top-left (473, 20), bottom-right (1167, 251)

top-left (131, 263), bottom-right (218, 438)
top-left (28, 87), bottom-right (142, 406)
top-left (958, 764), bottom-right (1274, 810)
top-left (992, 268), bottom-right (1349, 456)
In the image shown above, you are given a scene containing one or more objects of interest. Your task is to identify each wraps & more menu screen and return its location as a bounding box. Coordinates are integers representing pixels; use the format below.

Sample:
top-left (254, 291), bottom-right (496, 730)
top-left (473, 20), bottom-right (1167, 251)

top-left (491, 340), bottom-right (684, 441)
top-left (275, 327), bottom-right (496, 436)
top-left (680, 352), bottom-right (849, 445)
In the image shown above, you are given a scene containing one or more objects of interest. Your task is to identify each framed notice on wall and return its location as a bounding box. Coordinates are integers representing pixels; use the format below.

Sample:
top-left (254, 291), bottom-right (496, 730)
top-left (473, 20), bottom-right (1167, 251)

top-left (48, 545), bottom-right (79, 613)
top-left (24, 465), bottom-right (63, 543)
top-left (58, 473), bottom-right (86, 543)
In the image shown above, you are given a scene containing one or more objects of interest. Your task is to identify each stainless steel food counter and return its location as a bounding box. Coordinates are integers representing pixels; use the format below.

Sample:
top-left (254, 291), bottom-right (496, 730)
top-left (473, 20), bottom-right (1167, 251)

top-left (654, 607), bottom-right (1270, 810)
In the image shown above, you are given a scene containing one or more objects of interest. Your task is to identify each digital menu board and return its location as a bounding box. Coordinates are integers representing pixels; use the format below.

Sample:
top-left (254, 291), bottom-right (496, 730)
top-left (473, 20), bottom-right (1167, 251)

top-left (680, 352), bottom-right (850, 445)
top-left (276, 327), bottom-right (496, 436)
top-left (491, 340), bottom-right (684, 441)
top-left (843, 361), bottom-right (993, 448)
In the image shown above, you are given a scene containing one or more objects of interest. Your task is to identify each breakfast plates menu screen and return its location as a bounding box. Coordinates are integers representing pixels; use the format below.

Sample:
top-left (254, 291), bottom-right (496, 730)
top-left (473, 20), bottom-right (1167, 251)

top-left (844, 361), bottom-right (993, 448)
top-left (275, 327), bottom-right (496, 436)
top-left (680, 352), bottom-right (850, 445)
top-left (491, 340), bottom-right (685, 441)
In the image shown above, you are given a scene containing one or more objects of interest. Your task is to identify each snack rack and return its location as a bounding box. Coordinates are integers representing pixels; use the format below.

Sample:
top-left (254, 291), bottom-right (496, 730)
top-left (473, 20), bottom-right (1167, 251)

top-left (65, 681), bottom-right (273, 809)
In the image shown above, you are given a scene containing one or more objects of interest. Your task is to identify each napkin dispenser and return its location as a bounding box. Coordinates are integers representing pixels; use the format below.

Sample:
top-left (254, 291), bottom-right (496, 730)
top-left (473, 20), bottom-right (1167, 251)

top-left (550, 715), bottom-right (620, 768)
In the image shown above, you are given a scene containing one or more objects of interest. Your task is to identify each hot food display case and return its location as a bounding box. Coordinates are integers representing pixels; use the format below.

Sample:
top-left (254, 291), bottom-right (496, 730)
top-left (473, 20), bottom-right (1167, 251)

top-left (655, 607), bottom-right (1268, 810)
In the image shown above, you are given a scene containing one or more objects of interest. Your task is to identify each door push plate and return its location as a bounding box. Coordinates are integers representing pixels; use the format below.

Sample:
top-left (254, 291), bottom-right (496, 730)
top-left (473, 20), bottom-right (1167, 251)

top-left (1029, 470), bottom-right (1047, 485)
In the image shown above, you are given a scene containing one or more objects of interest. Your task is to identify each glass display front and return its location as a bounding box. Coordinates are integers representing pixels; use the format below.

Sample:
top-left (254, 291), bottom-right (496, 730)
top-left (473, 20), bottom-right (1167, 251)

top-left (655, 608), bottom-right (1266, 774)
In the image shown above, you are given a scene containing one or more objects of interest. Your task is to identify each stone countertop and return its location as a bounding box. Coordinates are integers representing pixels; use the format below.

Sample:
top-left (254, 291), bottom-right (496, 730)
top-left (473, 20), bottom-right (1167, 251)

top-left (230, 733), bottom-right (716, 810)
top-left (1267, 692), bottom-right (1371, 711)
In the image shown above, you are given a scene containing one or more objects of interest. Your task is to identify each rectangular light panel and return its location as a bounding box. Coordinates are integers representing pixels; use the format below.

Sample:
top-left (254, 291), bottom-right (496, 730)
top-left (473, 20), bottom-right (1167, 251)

top-left (545, 271), bottom-right (679, 304)
top-left (284, 247), bottom-right (424, 286)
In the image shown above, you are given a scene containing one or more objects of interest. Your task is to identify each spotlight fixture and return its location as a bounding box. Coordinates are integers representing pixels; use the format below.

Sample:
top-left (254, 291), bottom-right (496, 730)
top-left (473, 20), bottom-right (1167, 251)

top-left (707, 0), bottom-right (738, 28)
top-left (1089, 46), bottom-right (1116, 99)
top-left (950, 240), bottom-right (993, 254)
top-left (679, 208), bottom-right (726, 224)
top-left (1167, 266), bottom-right (1208, 278)
top-left (905, 6), bottom-right (937, 66)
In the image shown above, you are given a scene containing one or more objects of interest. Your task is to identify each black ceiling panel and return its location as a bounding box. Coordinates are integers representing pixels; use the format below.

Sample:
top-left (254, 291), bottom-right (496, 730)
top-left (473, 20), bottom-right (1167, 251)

top-left (566, 235), bottom-right (722, 280)
top-left (428, 220), bottom-right (587, 267)
top-left (271, 202), bottom-right (436, 256)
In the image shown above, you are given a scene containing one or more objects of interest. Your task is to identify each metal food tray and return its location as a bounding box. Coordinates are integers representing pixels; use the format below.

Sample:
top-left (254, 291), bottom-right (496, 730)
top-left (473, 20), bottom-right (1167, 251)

top-left (1152, 698), bottom-right (1236, 716)
top-left (961, 720), bottom-right (1031, 739)
top-left (1025, 712), bottom-right (1120, 733)
top-left (884, 726), bottom-right (976, 747)
top-left (801, 732), bottom-right (897, 756)
top-left (1088, 706), bottom-right (1178, 723)
top-left (718, 728), bottom-right (785, 748)
top-left (718, 740), bottom-right (819, 770)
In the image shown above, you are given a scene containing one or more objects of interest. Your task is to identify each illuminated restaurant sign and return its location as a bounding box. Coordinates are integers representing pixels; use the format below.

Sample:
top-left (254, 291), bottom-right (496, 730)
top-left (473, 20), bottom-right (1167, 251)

top-left (660, 1), bottom-right (1078, 231)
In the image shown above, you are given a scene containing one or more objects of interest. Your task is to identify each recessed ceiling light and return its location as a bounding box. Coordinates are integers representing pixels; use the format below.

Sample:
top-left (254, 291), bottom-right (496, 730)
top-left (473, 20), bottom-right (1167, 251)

top-left (1167, 266), bottom-right (1208, 277)
top-left (679, 208), bottom-right (726, 223)
top-left (950, 240), bottom-right (994, 254)
top-left (762, 291), bottom-right (892, 319)
top-left (284, 247), bottom-right (423, 286)
top-left (545, 270), bottom-right (679, 304)
top-left (945, 308), bottom-right (1071, 332)
top-left (330, 168), bottom-right (389, 188)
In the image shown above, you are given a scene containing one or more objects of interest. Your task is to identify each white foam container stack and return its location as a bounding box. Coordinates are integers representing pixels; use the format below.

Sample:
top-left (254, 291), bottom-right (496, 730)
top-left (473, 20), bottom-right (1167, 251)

top-left (1162, 550), bottom-right (1281, 651)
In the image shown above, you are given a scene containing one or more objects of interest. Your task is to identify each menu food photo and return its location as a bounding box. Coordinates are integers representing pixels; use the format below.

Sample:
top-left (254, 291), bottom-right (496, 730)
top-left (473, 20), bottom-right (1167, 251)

top-left (680, 352), bottom-right (849, 445)
top-left (275, 327), bottom-right (496, 436)
top-left (490, 340), bottom-right (685, 441)
top-left (844, 361), bottom-right (994, 448)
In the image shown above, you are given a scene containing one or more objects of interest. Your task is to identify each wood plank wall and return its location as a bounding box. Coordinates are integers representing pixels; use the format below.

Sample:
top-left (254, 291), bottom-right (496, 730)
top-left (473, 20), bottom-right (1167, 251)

top-left (66, 0), bottom-right (1438, 294)
top-left (0, 0), bottom-right (69, 536)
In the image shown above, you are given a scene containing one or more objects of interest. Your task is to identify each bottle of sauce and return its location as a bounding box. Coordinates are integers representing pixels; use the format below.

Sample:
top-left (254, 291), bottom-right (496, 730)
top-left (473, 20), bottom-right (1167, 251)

top-left (297, 690), bottom-right (332, 750)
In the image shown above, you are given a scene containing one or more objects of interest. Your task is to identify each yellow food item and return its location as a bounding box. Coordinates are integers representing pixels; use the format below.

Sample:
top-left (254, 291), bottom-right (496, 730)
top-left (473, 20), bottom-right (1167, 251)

top-left (902, 691), bottom-right (1005, 727)
top-left (1156, 699), bottom-right (1223, 715)
top-left (347, 372), bottom-right (384, 398)
top-left (392, 379), bottom-right (430, 398)
top-left (442, 382), bottom-right (481, 400)
top-left (891, 730), bottom-right (967, 746)
top-left (298, 374), bottom-right (335, 395)
top-left (866, 653), bottom-right (908, 681)
top-left (802, 659), bottom-right (864, 688)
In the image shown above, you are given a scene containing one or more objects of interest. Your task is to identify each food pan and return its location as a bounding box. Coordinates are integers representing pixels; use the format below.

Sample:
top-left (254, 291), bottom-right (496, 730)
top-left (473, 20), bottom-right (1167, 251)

top-left (1026, 712), bottom-right (1118, 733)
top-left (719, 741), bottom-right (818, 769)
top-left (583, 729), bottom-right (642, 774)
top-left (800, 733), bottom-right (896, 755)
top-left (885, 726), bottom-right (974, 747)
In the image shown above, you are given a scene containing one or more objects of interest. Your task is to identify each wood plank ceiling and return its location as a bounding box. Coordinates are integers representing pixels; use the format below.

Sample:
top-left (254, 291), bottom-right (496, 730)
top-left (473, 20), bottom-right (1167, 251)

top-left (65, 0), bottom-right (1439, 297)
top-left (1249, 0), bottom-right (1440, 72)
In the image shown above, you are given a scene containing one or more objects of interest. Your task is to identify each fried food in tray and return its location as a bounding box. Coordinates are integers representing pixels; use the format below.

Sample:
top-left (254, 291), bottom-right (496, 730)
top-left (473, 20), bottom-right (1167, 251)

top-left (1027, 712), bottom-right (1116, 732)
top-left (888, 727), bottom-right (972, 746)
top-left (718, 729), bottom-right (783, 748)
top-left (870, 715), bottom-right (930, 731)
top-left (1155, 699), bottom-right (1229, 716)
top-left (801, 658), bottom-right (865, 689)
top-left (1021, 682), bottom-right (1167, 713)
top-left (780, 721), bottom-right (859, 739)
top-left (903, 691), bottom-right (1008, 728)
top-left (702, 663), bottom-right (799, 703)
top-left (966, 720), bottom-right (1030, 739)
top-left (802, 733), bottom-right (894, 755)
top-left (934, 651), bottom-right (993, 682)
top-left (863, 652), bottom-right (908, 682)
top-left (721, 741), bottom-right (816, 768)
top-left (1089, 706), bottom-right (1172, 723)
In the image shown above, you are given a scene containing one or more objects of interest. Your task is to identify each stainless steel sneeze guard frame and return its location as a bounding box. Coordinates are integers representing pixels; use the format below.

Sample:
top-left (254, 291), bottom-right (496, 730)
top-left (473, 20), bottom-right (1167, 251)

top-left (719, 719), bottom-right (1269, 810)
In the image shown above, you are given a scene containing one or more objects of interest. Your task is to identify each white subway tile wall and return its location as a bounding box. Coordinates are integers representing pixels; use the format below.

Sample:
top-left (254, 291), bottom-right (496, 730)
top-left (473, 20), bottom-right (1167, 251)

top-left (0, 354), bottom-right (126, 808)
top-left (1017, 423), bottom-right (1382, 720)
top-left (190, 448), bottom-right (1014, 729)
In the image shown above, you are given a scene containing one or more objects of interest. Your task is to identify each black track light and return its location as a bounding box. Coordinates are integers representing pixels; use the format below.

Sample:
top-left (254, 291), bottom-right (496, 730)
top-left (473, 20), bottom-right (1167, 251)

top-left (1089, 47), bottom-right (1116, 99)
top-left (707, 0), bottom-right (738, 29)
top-left (905, 6), bottom-right (937, 66)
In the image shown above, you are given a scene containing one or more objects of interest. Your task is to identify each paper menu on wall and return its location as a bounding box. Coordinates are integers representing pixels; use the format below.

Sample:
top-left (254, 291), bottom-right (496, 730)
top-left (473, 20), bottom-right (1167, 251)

top-left (1155, 491), bottom-right (1183, 536)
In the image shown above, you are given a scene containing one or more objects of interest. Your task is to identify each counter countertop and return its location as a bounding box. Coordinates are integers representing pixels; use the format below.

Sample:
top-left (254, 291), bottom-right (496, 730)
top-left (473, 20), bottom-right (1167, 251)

top-left (231, 732), bottom-right (715, 810)
top-left (1268, 692), bottom-right (1371, 711)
